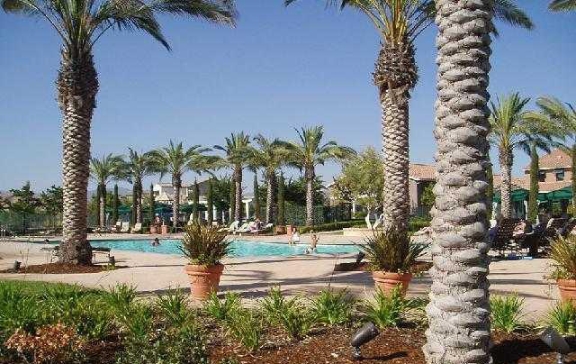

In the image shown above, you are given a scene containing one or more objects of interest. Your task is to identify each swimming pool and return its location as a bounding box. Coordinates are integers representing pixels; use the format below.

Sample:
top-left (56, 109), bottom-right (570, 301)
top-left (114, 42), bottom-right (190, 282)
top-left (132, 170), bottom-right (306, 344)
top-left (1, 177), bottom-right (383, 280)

top-left (89, 239), bottom-right (360, 258)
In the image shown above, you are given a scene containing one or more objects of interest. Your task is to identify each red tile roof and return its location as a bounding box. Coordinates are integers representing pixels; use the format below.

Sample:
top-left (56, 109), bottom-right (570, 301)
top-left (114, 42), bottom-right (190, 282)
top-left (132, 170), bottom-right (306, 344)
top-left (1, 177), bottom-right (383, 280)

top-left (409, 164), bottom-right (435, 181)
top-left (524, 149), bottom-right (572, 171)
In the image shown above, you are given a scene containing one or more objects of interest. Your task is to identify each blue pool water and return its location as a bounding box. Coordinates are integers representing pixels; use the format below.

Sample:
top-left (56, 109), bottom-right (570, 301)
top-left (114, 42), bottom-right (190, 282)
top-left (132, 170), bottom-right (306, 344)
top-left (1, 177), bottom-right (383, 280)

top-left (89, 239), bottom-right (359, 257)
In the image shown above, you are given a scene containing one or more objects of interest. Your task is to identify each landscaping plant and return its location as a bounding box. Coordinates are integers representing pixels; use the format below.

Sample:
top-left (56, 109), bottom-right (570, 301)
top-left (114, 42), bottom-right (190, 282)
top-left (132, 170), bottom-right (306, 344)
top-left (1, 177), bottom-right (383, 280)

top-left (362, 287), bottom-right (424, 329)
top-left (260, 288), bottom-right (314, 340)
top-left (550, 236), bottom-right (576, 279)
top-left (180, 224), bottom-right (232, 266)
top-left (311, 289), bottom-right (355, 326)
top-left (155, 289), bottom-right (193, 328)
top-left (490, 294), bottom-right (525, 333)
top-left (204, 292), bottom-right (242, 322)
top-left (226, 309), bottom-right (264, 352)
top-left (362, 229), bottom-right (426, 272)
top-left (547, 301), bottom-right (576, 335)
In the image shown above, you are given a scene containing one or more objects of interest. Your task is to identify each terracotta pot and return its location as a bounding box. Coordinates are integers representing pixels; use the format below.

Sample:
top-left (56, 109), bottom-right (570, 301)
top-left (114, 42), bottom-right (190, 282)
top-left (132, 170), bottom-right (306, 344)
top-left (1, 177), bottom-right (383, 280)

top-left (557, 279), bottom-right (576, 302)
top-left (184, 264), bottom-right (224, 300)
top-left (372, 271), bottom-right (412, 296)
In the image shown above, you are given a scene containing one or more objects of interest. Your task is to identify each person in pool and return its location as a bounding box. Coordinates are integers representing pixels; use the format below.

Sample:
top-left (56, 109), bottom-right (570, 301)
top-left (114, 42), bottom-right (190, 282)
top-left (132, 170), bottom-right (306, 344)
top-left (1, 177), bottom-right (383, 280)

top-left (151, 238), bottom-right (160, 247)
top-left (306, 232), bottom-right (319, 254)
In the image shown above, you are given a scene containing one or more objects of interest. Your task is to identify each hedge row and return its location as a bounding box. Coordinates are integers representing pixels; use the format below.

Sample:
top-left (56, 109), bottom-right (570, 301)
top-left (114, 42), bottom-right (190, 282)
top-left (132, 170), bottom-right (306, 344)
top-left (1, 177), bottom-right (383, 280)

top-left (298, 217), bottom-right (431, 234)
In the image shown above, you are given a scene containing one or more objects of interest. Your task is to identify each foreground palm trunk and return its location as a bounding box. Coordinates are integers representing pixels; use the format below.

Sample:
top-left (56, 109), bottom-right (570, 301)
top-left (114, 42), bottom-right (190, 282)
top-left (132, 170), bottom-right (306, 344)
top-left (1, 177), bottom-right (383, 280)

top-left (59, 51), bottom-right (97, 264)
top-left (499, 150), bottom-right (513, 218)
top-left (423, 1), bottom-right (493, 363)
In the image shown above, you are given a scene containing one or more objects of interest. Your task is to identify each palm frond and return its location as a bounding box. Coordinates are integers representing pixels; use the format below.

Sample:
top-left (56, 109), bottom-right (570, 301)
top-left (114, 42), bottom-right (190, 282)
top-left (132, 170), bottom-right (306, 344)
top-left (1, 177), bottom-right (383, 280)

top-left (549, 0), bottom-right (576, 12)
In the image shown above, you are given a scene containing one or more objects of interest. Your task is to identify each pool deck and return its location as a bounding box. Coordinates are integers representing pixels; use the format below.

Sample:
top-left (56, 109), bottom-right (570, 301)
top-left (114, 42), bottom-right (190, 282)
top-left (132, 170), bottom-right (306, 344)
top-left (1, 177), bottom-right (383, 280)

top-left (0, 235), bottom-right (558, 322)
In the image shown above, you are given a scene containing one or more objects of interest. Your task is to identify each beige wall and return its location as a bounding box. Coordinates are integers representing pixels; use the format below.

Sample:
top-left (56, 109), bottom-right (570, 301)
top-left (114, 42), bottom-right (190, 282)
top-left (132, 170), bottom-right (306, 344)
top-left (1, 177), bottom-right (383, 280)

top-left (541, 169), bottom-right (573, 183)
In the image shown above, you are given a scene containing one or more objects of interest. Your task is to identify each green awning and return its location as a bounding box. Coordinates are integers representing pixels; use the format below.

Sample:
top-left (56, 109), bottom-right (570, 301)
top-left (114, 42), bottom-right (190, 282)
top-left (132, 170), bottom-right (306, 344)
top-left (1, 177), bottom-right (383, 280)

top-left (541, 187), bottom-right (572, 201)
top-left (493, 189), bottom-right (528, 203)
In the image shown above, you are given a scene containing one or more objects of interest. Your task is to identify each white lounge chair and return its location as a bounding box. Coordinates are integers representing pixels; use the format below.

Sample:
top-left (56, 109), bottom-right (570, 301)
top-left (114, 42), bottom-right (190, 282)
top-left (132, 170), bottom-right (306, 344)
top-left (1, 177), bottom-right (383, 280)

top-left (250, 223), bottom-right (273, 235)
top-left (220, 221), bottom-right (239, 233)
top-left (131, 223), bottom-right (142, 233)
top-left (120, 221), bottom-right (130, 233)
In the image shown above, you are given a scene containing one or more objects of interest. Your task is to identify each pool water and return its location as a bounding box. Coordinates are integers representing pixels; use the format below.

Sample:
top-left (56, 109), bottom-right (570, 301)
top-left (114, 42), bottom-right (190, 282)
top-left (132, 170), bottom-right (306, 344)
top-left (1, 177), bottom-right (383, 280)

top-left (89, 239), bottom-right (360, 257)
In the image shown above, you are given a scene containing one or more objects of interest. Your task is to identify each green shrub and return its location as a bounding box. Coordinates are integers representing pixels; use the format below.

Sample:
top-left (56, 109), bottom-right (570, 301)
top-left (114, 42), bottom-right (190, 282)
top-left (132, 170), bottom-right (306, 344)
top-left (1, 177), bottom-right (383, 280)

top-left (155, 289), bottom-right (192, 328)
top-left (298, 218), bottom-right (430, 234)
top-left (362, 287), bottom-right (424, 329)
top-left (103, 284), bottom-right (137, 314)
top-left (74, 300), bottom-right (113, 340)
top-left (117, 303), bottom-right (154, 342)
top-left (547, 301), bottom-right (576, 335)
top-left (261, 286), bottom-right (287, 324)
top-left (0, 283), bottom-right (41, 337)
top-left (204, 292), bottom-right (242, 322)
top-left (117, 324), bottom-right (209, 364)
top-left (311, 289), bottom-right (354, 326)
top-left (226, 309), bottom-right (263, 352)
top-left (180, 223), bottom-right (232, 265)
top-left (490, 294), bottom-right (525, 333)
top-left (260, 288), bottom-right (314, 340)
top-left (550, 236), bottom-right (576, 280)
top-left (361, 229), bottom-right (427, 272)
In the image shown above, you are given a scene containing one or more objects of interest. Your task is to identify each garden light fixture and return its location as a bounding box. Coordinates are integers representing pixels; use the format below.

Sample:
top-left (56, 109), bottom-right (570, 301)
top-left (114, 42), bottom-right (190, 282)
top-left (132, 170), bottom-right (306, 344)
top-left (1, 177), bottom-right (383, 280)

top-left (350, 322), bottom-right (379, 360)
top-left (540, 327), bottom-right (571, 364)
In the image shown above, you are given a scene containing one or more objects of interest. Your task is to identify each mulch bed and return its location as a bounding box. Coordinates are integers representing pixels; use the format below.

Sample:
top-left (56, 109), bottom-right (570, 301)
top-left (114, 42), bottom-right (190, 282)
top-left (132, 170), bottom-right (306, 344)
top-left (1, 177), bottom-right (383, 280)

top-left (209, 327), bottom-right (576, 364)
top-left (0, 263), bottom-right (121, 274)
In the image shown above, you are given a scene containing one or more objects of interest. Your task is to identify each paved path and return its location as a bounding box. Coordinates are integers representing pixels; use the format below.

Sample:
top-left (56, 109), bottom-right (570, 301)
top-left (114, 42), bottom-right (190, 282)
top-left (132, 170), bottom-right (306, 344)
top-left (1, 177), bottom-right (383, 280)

top-left (0, 240), bottom-right (557, 322)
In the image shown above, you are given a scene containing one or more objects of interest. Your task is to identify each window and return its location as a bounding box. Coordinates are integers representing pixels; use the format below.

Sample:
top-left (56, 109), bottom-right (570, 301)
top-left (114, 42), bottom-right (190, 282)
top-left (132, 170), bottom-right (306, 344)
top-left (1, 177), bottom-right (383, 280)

top-left (555, 169), bottom-right (565, 181)
top-left (538, 172), bottom-right (546, 182)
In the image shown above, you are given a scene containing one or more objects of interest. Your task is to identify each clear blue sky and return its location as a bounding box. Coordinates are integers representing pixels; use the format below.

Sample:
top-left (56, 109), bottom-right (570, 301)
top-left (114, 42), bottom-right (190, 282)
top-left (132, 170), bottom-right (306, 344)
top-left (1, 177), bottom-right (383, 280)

top-left (1, 1), bottom-right (575, 192)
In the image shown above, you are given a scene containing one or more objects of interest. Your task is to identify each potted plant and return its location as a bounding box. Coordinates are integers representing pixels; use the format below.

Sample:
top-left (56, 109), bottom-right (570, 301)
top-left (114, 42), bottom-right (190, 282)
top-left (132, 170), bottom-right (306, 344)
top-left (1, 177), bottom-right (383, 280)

top-left (361, 229), bottom-right (426, 296)
top-left (550, 236), bottom-right (576, 302)
top-left (180, 223), bottom-right (232, 300)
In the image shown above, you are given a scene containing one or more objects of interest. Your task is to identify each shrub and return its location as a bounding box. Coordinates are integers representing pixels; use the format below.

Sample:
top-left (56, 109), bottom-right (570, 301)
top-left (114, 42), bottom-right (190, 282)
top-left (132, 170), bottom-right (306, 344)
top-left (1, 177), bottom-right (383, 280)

top-left (117, 303), bottom-right (154, 343)
top-left (103, 284), bottom-right (137, 314)
top-left (180, 223), bottom-right (232, 265)
top-left (260, 287), bottom-right (314, 340)
top-left (261, 286), bottom-right (288, 325)
top-left (5, 323), bottom-right (85, 364)
top-left (547, 301), bottom-right (576, 335)
top-left (226, 309), bottom-right (263, 352)
top-left (0, 283), bottom-right (42, 337)
top-left (550, 236), bottom-right (576, 280)
top-left (311, 289), bottom-right (355, 326)
top-left (155, 289), bottom-right (192, 328)
top-left (362, 287), bottom-right (424, 329)
top-left (204, 292), bottom-right (242, 322)
top-left (361, 229), bottom-right (427, 272)
top-left (116, 324), bottom-right (209, 364)
top-left (490, 295), bottom-right (525, 333)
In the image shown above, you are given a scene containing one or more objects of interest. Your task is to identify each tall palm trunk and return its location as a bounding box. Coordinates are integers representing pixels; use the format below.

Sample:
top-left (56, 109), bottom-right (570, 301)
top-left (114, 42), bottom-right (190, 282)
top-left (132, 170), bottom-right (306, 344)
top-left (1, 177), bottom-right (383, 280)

top-left (266, 171), bottom-right (276, 224)
top-left (305, 166), bottom-right (315, 227)
top-left (499, 149), bottom-right (513, 218)
top-left (424, 1), bottom-right (493, 363)
top-left (234, 165), bottom-right (242, 221)
top-left (173, 175), bottom-right (181, 228)
top-left (58, 50), bottom-right (97, 264)
top-left (207, 178), bottom-right (214, 225)
top-left (572, 144), bottom-right (576, 209)
top-left (99, 183), bottom-right (106, 227)
top-left (374, 41), bottom-right (416, 236)
top-left (135, 180), bottom-right (143, 223)
top-left (528, 144), bottom-right (539, 223)
top-left (380, 89), bottom-right (410, 234)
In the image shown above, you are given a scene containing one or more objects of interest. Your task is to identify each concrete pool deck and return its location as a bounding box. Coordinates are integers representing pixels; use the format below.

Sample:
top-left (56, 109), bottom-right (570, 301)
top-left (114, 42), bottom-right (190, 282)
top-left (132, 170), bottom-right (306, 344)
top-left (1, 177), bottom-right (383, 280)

top-left (0, 237), bottom-right (559, 322)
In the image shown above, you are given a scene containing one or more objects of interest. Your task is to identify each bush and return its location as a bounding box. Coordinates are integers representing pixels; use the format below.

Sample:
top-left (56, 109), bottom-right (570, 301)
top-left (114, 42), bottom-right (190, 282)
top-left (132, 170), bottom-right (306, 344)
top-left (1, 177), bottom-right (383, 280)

top-left (362, 287), bottom-right (424, 329)
top-left (155, 289), bottom-right (192, 328)
top-left (204, 292), bottom-right (242, 322)
top-left (490, 295), bottom-right (525, 333)
top-left (547, 301), bottom-right (576, 335)
top-left (297, 218), bottom-right (431, 234)
top-left (260, 288), bottom-right (314, 340)
top-left (550, 236), bottom-right (576, 280)
top-left (361, 229), bottom-right (427, 272)
top-left (226, 309), bottom-right (263, 352)
top-left (102, 284), bottom-right (137, 315)
top-left (311, 289), bottom-right (355, 326)
top-left (180, 223), bottom-right (232, 265)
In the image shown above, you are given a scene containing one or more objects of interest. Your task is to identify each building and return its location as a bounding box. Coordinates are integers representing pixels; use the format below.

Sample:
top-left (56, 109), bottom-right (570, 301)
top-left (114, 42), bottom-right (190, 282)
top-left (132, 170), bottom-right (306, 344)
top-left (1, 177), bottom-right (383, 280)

top-left (409, 164), bottom-right (436, 216)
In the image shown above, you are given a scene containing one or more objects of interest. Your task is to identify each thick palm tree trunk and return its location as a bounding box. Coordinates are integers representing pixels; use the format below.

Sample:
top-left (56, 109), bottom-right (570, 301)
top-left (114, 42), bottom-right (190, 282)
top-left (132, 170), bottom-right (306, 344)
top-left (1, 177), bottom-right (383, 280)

top-left (99, 183), bottom-right (106, 227)
top-left (380, 89), bottom-right (410, 235)
top-left (305, 167), bottom-right (315, 227)
top-left (234, 165), bottom-right (242, 221)
top-left (58, 51), bottom-right (97, 264)
top-left (499, 149), bottom-right (513, 218)
top-left (266, 171), bottom-right (276, 224)
top-left (572, 144), bottom-right (576, 209)
top-left (173, 176), bottom-right (181, 228)
top-left (423, 1), bottom-right (493, 363)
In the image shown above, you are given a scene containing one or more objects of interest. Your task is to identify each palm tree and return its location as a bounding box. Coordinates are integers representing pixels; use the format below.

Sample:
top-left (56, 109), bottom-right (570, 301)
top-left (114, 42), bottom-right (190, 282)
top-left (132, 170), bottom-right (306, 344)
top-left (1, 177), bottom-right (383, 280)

top-left (283, 126), bottom-right (355, 227)
top-left (488, 93), bottom-right (531, 218)
top-left (124, 148), bottom-right (155, 224)
top-left (214, 132), bottom-right (253, 222)
top-left (286, 0), bottom-right (532, 235)
top-left (2, 0), bottom-right (236, 264)
top-left (530, 97), bottom-right (576, 208)
top-left (90, 154), bottom-right (125, 229)
top-left (423, 1), bottom-right (493, 363)
top-left (251, 135), bottom-right (288, 224)
top-left (550, 0), bottom-right (576, 11)
top-left (148, 141), bottom-right (214, 228)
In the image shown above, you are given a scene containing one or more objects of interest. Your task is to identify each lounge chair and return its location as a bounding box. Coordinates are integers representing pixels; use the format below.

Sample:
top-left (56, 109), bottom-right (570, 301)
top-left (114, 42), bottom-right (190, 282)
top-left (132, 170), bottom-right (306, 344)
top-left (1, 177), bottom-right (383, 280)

top-left (492, 218), bottom-right (520, 256)
top-left (112, 221), bottom-right (122, 233)
top-left (250, 223), bottom-right (273, 235)
top-left (120, 221), bottom-right (130, 233)
top-left (131, 223), bottom-right (142, 233)
top-left (219, 221), bottom-right (239, 233)
top-left (235, 222), bottom-right (251, 235)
